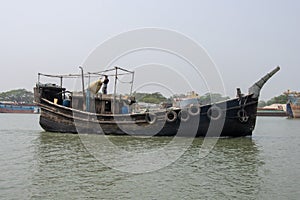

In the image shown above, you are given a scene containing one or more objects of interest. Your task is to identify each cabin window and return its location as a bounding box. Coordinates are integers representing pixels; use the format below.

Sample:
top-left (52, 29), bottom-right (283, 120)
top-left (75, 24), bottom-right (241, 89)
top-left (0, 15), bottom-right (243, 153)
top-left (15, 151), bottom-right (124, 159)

top-left (105, 101), bottom-right (111, 112)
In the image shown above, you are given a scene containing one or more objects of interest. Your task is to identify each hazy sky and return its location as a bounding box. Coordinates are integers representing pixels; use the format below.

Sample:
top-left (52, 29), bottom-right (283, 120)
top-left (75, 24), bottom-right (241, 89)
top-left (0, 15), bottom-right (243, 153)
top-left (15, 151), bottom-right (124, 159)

top-left (0, 0), bottom-right (299, 100)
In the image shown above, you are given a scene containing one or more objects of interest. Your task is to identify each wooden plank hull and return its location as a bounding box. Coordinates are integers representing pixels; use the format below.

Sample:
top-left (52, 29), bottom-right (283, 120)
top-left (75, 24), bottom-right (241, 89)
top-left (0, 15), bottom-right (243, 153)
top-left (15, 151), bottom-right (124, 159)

top-left (37, 94), bottom-right (258, 137)
top-left (34, 66), bottom-right (281, 137)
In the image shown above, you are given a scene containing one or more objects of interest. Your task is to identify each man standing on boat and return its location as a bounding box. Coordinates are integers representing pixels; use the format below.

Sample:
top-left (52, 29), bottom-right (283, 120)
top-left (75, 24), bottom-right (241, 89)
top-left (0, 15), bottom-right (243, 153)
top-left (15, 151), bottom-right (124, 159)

top-left (102, 75), bottom-right (109, 94)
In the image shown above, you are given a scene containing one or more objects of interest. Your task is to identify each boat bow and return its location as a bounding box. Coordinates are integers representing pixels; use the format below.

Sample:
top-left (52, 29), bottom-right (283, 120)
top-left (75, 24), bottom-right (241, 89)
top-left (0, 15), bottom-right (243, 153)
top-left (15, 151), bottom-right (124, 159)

top-left (248, 66), bottom-right (280, 98)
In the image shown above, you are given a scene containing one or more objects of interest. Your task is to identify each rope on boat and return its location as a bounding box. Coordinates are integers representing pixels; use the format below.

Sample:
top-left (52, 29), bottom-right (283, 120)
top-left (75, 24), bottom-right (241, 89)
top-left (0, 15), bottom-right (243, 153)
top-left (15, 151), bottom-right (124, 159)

top-left (207, 105), bottom-right (223, 121)
top-left (145, 112), bottom-right (157, 124)
top-left (237, 109), bottom-right (249, 123)
top-left (166, 110), bottom-right (177, 123)
top-left (188, 104), bottom-right (200, 116)
top-left (237, 96), bottom-right (249, 123)
top-left (178, 109), bottom-right (190, 122)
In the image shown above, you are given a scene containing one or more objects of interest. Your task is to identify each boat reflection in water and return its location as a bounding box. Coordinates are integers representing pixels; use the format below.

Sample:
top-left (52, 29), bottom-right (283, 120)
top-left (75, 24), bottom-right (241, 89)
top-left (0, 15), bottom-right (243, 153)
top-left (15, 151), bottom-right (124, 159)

top-left (31, 132), bottom-right (262, 199)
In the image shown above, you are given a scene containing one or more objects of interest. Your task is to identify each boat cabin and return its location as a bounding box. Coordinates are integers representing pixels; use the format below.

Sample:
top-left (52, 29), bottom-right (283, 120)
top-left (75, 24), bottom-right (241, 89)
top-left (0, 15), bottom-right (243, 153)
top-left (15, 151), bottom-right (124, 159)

top-left (34, 83), bottom-right (135, 114)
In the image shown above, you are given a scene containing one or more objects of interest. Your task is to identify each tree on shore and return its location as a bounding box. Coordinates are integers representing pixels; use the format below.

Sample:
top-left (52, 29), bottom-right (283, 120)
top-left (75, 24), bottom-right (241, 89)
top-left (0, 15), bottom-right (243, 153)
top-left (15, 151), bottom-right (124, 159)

top-left (0, 88), bottom-right (289, 106)
top-left (258, 94), bottom-right (288, 107)
top-left (0, 89), bottom-right (34, 103)
top-left (133, 92), bottom-right (167, 104)
top-left (258, 100), bottom-right (267, 107)
top-left (198, 93), bottom-right (230, 105)
top-left (266, 94), bottom-right (287, 105)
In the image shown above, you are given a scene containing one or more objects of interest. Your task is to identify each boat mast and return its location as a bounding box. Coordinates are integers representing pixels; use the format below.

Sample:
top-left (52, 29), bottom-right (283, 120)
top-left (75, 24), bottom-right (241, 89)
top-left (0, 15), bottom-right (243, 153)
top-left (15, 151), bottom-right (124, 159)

top-left (130, 71), bottom-right (135, 96)
top-left (79, 66), bottom-right (85, 97)
top-left (113, 66), bottom-right (118, 113)
top-left (114, 66), bottom-right (118, 98)
top-left (79, 66), bottom-right (86, 110)
top-left (60, 76), bottom-right (63, 88)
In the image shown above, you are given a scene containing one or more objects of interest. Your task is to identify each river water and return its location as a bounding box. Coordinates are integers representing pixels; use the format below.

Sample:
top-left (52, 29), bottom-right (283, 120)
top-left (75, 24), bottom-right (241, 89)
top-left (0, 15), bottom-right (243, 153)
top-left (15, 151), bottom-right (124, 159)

top-left (0, 114), bottom-right (299, 199)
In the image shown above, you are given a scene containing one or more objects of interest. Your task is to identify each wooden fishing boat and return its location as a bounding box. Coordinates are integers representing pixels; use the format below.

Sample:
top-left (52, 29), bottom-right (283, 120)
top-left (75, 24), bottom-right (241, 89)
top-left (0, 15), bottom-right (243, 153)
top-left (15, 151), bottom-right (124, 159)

top-left (34, 66), bottom-right (280, 137)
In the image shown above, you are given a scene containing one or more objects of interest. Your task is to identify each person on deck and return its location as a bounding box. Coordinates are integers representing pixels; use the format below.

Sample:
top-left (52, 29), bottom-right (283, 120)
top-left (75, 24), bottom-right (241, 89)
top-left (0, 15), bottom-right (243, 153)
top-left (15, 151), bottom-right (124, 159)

top-left (102, 75), bottom-right (109, 94)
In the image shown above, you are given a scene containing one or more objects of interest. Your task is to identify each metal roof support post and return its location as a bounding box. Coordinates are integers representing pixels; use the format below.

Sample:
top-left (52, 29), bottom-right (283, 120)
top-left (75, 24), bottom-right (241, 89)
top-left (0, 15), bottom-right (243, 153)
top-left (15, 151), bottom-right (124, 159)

top-left (79, 66), bottom-right (86, 111)
top-left (113, 66), bottom-right (118, 114)
top-left (60, 76), bottom-right (63, 88)
top-left (37, 73), bottom-right (41, 85)
top-left (130, 71), bottom-right (135, 96)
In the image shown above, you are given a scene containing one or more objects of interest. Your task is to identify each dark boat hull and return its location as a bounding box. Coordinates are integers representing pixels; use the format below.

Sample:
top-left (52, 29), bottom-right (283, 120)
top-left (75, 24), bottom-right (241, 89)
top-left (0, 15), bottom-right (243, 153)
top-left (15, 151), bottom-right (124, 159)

top-left (37, 94), bottom-right (258, 137)
top-left (34, 66), bottom-right (280, 137)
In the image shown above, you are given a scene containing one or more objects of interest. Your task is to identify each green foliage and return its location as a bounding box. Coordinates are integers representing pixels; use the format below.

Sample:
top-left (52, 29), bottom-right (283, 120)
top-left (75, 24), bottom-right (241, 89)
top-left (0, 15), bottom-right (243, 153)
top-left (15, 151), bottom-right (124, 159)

top-left (134, 92), bottom-right (230, 105)
top-left (133, 92), bottom-right (167, 104)
top-left (266, 94), bottom-right (287, 106)
top-left (0, 89), bottom-right (34, 103)
top-left (171, 94), bottom-right (186, 99)
top-left (258, 100), bottom-right (267, 107)
top-left (198, 93), bottom-right (230, 105)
